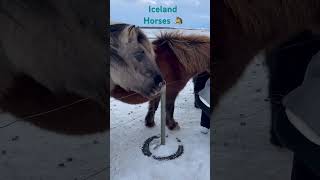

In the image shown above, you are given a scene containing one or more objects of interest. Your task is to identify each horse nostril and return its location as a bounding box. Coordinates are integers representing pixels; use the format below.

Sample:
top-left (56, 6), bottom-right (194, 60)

top-left (153, 74), bottom-right (164, 86)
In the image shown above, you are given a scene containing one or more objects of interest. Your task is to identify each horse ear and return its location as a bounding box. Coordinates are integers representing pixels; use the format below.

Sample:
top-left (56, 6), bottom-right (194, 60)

top-left (127, 25), bottom-right (138, 42)
top-left (128, 25), bottom-right (136, 36)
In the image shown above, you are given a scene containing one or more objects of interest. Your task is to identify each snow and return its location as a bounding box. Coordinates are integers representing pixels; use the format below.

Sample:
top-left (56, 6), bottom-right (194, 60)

top-left (150, 137), bottom-right (180, 157)
top-left (0, 117), bottom-right (107, 180)
top-left (212, 54), bottom-right (293, 180)
top-left (110, 80), bottom-right (210, 180)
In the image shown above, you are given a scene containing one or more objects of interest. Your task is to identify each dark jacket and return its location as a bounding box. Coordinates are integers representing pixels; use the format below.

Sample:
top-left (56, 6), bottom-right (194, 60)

top-left (196, 79), bottom-right (210, 117)
top-left (283, 51), bottom-right (320, 146)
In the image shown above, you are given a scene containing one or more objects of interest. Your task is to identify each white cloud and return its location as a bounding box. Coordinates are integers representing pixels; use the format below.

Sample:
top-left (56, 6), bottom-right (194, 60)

top-left (183, 0), bottom-right (200, 6)
top-left (162, 0), bottom-right (175, 6)
top-left (138, 0), bottom-right (176, 6)
top-left (193, 0), bottom-right (201, 6)
top-left (139, 0), bottom-right (157, 5)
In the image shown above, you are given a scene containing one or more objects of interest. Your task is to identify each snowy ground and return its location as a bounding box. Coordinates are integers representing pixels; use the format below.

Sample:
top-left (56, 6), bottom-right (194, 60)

top-left (0, 114), bottom-right (107, 180)
top-left (110, 80), bottom-right (210, 180)
top-left (0, 78), bottom-right (107, 179)
top-left (110, 28), bottom-right (210, 180)
top-left (212, 54), bottom-right (293, 180)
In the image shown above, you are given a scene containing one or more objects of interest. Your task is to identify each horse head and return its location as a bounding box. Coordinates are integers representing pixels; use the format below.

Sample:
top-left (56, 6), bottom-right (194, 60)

top-left (110, 23), bottom-right (165, 98)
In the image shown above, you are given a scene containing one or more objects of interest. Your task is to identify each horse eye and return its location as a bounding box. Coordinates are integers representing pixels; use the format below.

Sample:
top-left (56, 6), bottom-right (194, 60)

top-left (134, 51), bottom-right (145, 61)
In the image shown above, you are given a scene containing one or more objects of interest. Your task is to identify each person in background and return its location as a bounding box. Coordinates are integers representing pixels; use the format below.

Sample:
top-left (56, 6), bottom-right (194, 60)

top-left (283, 50), bottom-right (320, 180)
top-left (267, 31), bottom-right (320, 180)
top-left (193, 72), bottom-right (210, 134)
top-left (193, 72), bottom-right (210, 108)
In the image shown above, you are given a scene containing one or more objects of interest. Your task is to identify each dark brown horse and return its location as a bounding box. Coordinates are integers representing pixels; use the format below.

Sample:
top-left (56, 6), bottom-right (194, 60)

top-left (213, 0), bottom-right (320, 106)
top-left (213, 0), bottom-right (320, 147)
top-left (111, 32), bottom-right (210, 130)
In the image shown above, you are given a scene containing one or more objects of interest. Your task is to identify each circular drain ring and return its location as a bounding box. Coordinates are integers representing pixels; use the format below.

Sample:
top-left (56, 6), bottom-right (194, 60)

top-left (142, 135), bottom-right (184, 161)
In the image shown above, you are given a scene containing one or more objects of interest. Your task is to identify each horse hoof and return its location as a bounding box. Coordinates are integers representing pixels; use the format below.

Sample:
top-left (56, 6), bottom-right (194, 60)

top-left (167, 122), bottom-right (180, 130)
top-left (145, 121), bottom-right (155, 128)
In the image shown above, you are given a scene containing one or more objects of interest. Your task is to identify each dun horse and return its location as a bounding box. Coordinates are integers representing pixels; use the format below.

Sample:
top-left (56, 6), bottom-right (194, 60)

top-left (110, 23), bottom-right (165, 99)
top-left (111, 32), bottom-right (210, 130)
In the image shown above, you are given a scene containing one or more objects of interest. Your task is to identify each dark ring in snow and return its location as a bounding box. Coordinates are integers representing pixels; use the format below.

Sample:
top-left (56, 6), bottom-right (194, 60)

top-left (152, 145), bottom-right (184, 161)
top-left (142, 135), bottom-right (159, 157)
top-left (141, 135), bottom-right (184, 161)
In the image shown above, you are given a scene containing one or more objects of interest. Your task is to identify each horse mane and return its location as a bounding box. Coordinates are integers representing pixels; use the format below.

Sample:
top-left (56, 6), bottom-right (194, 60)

top-left (224, 0), bottom-right (320, 40)
top-left (153, 31), bottom-right (210, 73)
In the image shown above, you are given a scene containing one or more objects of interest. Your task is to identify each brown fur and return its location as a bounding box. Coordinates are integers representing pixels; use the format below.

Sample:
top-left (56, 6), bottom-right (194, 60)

top-left (0, 1), bottom-right (107, 134)
top-left (111, 32), bottom-right (210, 129)
top-left (155, 32), bottom-right (210, 73)
top-left (213, 0), bottom-right (320, 106)
top-left (0, 0), bottom-right (107, 107)
top-left (225, 0), bottom-right (320, 38)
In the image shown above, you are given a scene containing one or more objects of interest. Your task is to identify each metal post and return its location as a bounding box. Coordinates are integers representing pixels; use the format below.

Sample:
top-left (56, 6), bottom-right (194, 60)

top-left (160, 85), bottom-right (166, 145)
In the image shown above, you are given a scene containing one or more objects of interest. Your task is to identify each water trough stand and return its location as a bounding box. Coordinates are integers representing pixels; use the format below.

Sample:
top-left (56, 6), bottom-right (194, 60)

top-left (141, 84), bottom-right (184, 160)
top-left (160, 85), bottom-right (166, 145)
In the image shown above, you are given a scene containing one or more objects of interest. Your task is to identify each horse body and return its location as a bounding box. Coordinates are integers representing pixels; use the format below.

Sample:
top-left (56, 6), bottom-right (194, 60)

top-left (0, 0), bottom-right (107, 106)
top-left (111, 32), bottom-right (210, 129)
top-left (213, 0), bottom-right (320, 106)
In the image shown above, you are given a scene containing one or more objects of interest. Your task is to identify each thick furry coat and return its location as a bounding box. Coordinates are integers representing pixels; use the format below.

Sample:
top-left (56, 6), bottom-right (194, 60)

top-left (213, 0), bottom-right (320, 106)
top-left (0, 0), bottom-right (107, 105)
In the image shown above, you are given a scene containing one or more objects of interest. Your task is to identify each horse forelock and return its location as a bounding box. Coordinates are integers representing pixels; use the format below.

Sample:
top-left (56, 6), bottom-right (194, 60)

top-left (110, 23), bottom-right (128, 38)
top-left (136, 28), bottom-right (155, 56)
top-left (154, 32), bottom-right (210, 73)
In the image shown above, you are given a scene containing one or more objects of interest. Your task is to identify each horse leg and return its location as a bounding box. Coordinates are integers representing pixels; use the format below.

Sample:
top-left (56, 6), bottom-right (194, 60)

top-left (145, 88), bottom-right (181, 129)
top-left (145, 96), bottom-right (160, 127)
top-left (166, 102), bottom-right (178, 130)
top-left (165, 90), bottom-right (181, 130)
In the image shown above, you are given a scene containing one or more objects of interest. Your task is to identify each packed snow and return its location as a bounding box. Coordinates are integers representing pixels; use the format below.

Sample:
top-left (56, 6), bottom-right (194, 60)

top-left (213, 54), bottom-right (293, 180)
top-left (110, 81), bottom-right (210, 180)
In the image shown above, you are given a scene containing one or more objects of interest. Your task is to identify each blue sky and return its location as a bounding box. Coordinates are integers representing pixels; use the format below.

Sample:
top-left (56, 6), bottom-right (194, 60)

top-left (110, 0), bottom-right (210, 29)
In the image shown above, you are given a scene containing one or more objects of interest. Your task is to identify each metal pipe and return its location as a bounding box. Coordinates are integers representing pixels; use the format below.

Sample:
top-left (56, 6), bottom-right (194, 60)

top-left (160, 85), bottom-right (166, 145)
